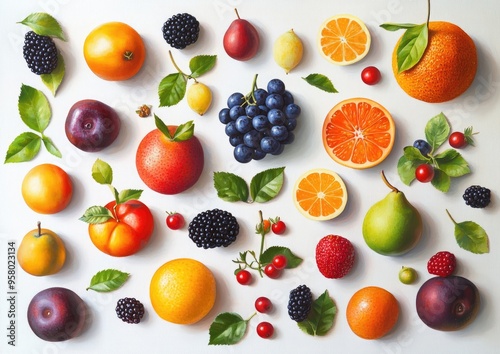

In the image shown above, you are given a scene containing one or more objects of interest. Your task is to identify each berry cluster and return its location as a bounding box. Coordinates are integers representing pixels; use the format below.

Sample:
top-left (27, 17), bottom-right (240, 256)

top-left (287, 284), bottom-right (312, 322)
top-left (427, 251), bottom-right (456, 277)
top-left (219, 77), bottom-right (301, 163)
top-left (115, 297), bottom-right (145, 324)
top-left (188, 209), bottom-right (239, 249)
top-left (23, 31), bottom-right (58, 75)
top-left (162, 13), bottom-right (200, 49)
top-left (463, 185), bottom-right (491, 208)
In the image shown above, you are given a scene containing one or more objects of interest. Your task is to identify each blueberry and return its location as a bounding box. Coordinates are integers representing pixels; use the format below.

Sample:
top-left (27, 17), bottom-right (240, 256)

top-left (243, 130), bottom-right (262, 148)
top-left (235, 116), bottom-right (253, 134)
top-left (285, 103), bottom-right (301, 119)
top-left (267, 79), bottom-right (286, 94)
top-left (234, 144), bottom-right (254, 163)
top-left (413, 139), bottom-right (432, 156)
top-left (271, 143), bottom-right (285, 156)
top-left (267, 109), bottom-right (286, 126)
top-left (260, 136), bottom-right (280, 154)
top-left (258, 105), bottom-right (269, 114)
top-left (252, 149), bottom-right (267, 160)
top-left (229, 105), bottom-right (246, 120)
top-left (270, 125), bottom-right (289, 141)
top-left (283, 90), bottom-right (294, 106)
top-left (253, 89), bottom-right (268, 105)
top-left (229, 134), bottom-right (244, 147)
top-left (282, 131), bottom-right (295, 145)
top-left (252, 115), bottom-right (268, 132)
top-left (284, 117), bottom-right (297, 131)
top-left (225, 121), bottom-right (239, 137)
top-left (245, 105), bottom-right (259, 118)
top-left (265, 94), bottom-right (284, 110)
top-left (219, 108), bottom-right (231, 124)
top-left (227, 92), bottom-right (245, 108)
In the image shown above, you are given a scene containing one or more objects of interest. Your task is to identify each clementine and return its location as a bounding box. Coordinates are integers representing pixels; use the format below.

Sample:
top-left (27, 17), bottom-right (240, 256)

top-left (83, 22), bottom-right (146, 81)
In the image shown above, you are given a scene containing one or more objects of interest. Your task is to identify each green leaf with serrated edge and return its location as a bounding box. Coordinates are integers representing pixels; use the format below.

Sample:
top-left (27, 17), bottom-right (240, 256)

top-left (86, 269), bottom-right (130, 292)
top-left (18, 12), bottom-right (66, 40)
top-left (18, 84), bottom-right (51, 133)
top-left (403, 146), bottom-right (429, 162)
top-left (41, 135), bottom-right (61, 158)
top-left (435, 149), bottom-right (470, 177)
top-left (41, 52), bottom-right (65, 96)
top-left (260, 246), bottom-right (302, 269)
top-left (447, 210), bottom-right (489, 254)
top-left (397, 23), bottom-right (428, 72)
top-left (79, 206), bottom-right (113, 224)
top-left (116, 189), bottom-right (143, 204)
top-left (172, 120), bottom-right (194, 141)
top-left (298, 290), bottom-right (336, 336)
top-left (397, 155), bottom-right (418, 185)
top-left (208, 312), bottom-right (248, 345)
top-left (430, 168), bottom-right (450, 192)
top-left (250, 167), bottom-right (285, 203)
top-left (4, 132), bottom-right (41, 163)
top-left (91, 159), bottom-right (113, 185)
top-left (302, 74), bottom-right (338, 93)
top-left (380, 23), bottom-right (418, 31)
top-left (158, 72), bottom-right (187, 107)
top-left (463, 126), bottom-right (476, 146)
top-left (425, 112), bottom-right (450, 151)
top-left (189, 55), bottom-right (217, 78)
top-left (213, 172), bottom-right (249, 202)
top-left (154, 114), bottom-right (173, 139)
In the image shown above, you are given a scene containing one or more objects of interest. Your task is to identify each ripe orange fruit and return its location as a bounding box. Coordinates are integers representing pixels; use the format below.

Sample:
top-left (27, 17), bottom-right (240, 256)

top-left (322, 98), bottom-right (395, 169)
top-left (293, 168), bottom-right (348, 221)
top-left (319, 14), bottom-right (371, 65)
top-left (392, 21), bottom-right (477, 103)
top-left (150, 258), bottom-right (216, 325)
top-left (83, 22), bottom-right (146, 81)
top-left (346, 286), bottom-right (399, 339)
top-left (21, 163), bottom-right (73, 214)
top-left (136, 122), bottom-right (204, 195)
top-left (17, 222), bottom-right (66, 276)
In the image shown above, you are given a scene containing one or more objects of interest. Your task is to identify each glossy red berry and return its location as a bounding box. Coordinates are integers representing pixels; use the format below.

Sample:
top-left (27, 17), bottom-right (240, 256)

top-left (361, 66), bottom-right (381, 85)
top-left (449, 131), bottom-right (466, 148)
top-left (166, 212), bottom-right (185, 230)
top-left (272, 255), bottom-right (287, 270)
top-left (415, 164), bottom-right (434, 183)
top-left (264, 264), bottom-right (282, 279)
top-left (271, 220), bottom-right (286, 235)
top-left (236, 269), bottom-right (252, 285)
top-left (256, 321), bottom-right (274, 339)
top-left (255, 296), bottom-right (273, 313)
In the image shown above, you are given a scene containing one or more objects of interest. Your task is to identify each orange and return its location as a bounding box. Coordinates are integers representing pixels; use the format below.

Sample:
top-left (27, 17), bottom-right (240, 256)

top-left (293, 168), bottom-right (348, 221)
top-left (21, 163), bottom-right (73, 214)
top-left (150, 258), bottom-right (216, 325)
top-left (392, 21), bottom-right (477, 103)
top-left (84, 22), bottom-right (146, 81)
top-left (346, 286), bottom-right (399, 339)
top-left (319, 14), bottom-right (371, 65)
top-left (322, 98), bottom-right (395, 169)
top-left (17, 222), bottom-right (66, 276)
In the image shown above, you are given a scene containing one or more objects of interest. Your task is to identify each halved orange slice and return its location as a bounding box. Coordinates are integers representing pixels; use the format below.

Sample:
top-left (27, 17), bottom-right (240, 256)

top-left (293, 168), bottom-right (348, 221)
top-left (319, 14), bottom-right (371, 65)
top-left (322, 98), bottom-right (395, 169)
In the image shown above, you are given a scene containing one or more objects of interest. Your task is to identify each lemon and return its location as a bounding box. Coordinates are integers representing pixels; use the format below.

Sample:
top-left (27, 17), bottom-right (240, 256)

top-left (186, 82), bottom-right (212, 115)
top-left (273, 29), bottom-right (303, 74)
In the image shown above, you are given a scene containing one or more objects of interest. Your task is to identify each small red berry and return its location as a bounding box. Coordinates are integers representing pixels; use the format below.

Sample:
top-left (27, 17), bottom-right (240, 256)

top-left (264, 264), bottom-right (282, 279)
top-left (361, 66), bottom-right (381, 85)
top-left (272, 255), bottom-right (287, 270)
top-left (255, 297), bottom-right (273, 313)
top-left (236, 269), bottom-right (252, 285)
top-left (427, 251), bottom-right (456, 277)
top-left (449, 127), bottom-right (476, 149)
top-left (166, 212), bottom-right (185, 230)
top-left (256, 321), bottom-right (274, 339)
top-left (271, 219), bottom-right (286, 235)
top-left (415, 163), bottom-right (434, 183)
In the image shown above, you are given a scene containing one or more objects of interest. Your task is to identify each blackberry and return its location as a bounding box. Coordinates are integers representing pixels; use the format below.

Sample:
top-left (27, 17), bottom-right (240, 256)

top-left (162, 13), bottom-right (200, 49)
top-left (23, 31), bottom-right (58, 75)
top-left (115, 297), bottom-right (144, 324)
top-left (287, 284), bottom-right (312, 322)
top-left (188, 208), bottom-right (239, 249)
top-left (463, 185), bottom-right (491, 208)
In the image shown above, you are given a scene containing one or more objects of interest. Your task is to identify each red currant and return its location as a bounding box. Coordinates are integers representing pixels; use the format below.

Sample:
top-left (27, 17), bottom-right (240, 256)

top-left (256, 321), bottom-right (274, 339)
top-left (264, 264), bottom-right (282, 279)
top-left (271, 220), bottom-right (286, 235)
top-left (166, 212), bottom-right (185, 230)
top-left (236, 270), bottom-right (252, 285)
top-left (449, 131), bottom-right (466, 148)
top-left (361, 66), bottom-right (381, 85)
top-left (272, 255), bottom-right (287, 270)
top-left (415, 164), bottom-right (434, 183)
top-left (255, 296), bottom-right (273, 313)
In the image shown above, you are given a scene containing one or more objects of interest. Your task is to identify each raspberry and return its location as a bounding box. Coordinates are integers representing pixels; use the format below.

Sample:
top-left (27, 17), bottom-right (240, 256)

top-left (315, 235), bottom-right (355, 279)
top-left (115, 297), bottom-right (145, 324)
top-left (162, 13), bottom-right (200, 49)
top-left (23, 31), bottom-right (58, 75)
top-left (427, 251), bottom-right (456, 277)
top-left (287, 284), bottom-right (312, 322)
top-left (463, 185), bottom-right (491, 208)
top-left (188, 209), bottom-right (239, 249)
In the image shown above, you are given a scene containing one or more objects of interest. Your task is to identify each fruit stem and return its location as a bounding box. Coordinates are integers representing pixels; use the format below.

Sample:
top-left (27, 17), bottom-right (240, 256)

top-left (246, 312), bottom-right (257, 322)
top-left (168, 50), bottom-right (187, 77)
top-left (257, 210), bottom-right (266, 277)
top-left (36, 221), bottom-right (42, 237)
top-left (246, 74), bottom-right (259, 105)
top-left (426, 0), bottom-right (431, 26)
top-left (445, 209), bottom-right (458, 225)
top-left (380, 170), bottom-right (399, 193)
top-left (123, 50), bottom-right (134, 61)
top-left (234, 8), bottom-right (241, 20)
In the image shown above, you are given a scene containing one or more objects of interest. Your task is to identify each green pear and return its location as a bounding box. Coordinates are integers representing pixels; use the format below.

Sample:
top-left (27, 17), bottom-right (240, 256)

top-left (362, 171), bottom-right (422, 256)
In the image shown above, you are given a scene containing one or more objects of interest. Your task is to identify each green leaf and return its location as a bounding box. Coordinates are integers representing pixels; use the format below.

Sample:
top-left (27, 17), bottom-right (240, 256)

top-left (208, 312), bottom-right (248, 345)
top-left (298, 290), bottom-right (336, 336)
top-left (302, 74), bottom-right (338, 93)
top-left (430, 168), bottom-right (450, 192)
top-left (260, 246), bottom-right (303, 269)
top-left (41, 135), bottom-right (61, 158)
top-left (18, 84), bottom-right (51, 133)
top-left (79, 206), bottom-right (113, 224)
top-left (463, 126), bottom-right (477, 146)
top-left (172, 120), bottom-right (194, 141)
top-left (154, 114), bottom-right (173, 139)
top-left (397, 155), bottom-right (418, 185)
top-left (396, 23), bottom-right (428, 72)
top-left (425, 112), bottom-right (450, 151)
top-left (447, 210), bottom-right (489, 254)
top-left (4, 132), bottom-right (41, 163)
top-left (380, 23), bottom-right (418, 31)
top-left (158, 72), bottom-right (187, 107)
top-left (189, 55), bottom-right (217, 78)
top-left (213, 172), bottom-right (249, 202)
top-left (403, 146), bottom-right (428, 162)
top-left (91, 159), bottom-right (113, 185)
top-left (250, 167), bottom-right (285, 203)
top-left (86, 269), bottom-right (130, 292)
top-left (434, 149), bottom-right (470, 177)
top-left (116, 189), bottom-right (143, 204)
top-left (18, 12), bottom-right (66, 40)
top-left (41, 52), bottom-right (65, 96)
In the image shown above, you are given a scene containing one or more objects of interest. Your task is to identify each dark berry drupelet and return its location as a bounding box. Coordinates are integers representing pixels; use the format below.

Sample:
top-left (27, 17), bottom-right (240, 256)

top-left (188, 209), bottom-right (239, 249)
top-left (287, 284), bottom-right (312, 322)
top-left (463, 185), bottom-right (491, 208)
top-left (23, 31), bottom-right (58, 75)
top-left (162, 13), bottom-right (200, 49)
top-left (115, 297), bottom-right (145, 324)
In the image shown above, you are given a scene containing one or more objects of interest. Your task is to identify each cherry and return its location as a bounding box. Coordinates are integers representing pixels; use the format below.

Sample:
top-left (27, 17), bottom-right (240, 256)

top-left (165, 212), bottom-right (185, 230)
top-left (256, 321), bottom-right (274, 339)
top-left (272, 255), bottom-right (287, 270)
top-left (236, 269), bottom-right (252, 285)
top-left (449, 131), bottom-right (466, 148)
top-left (361, 66), bottom-right (381, 85)
top-left (264, 264), bottom-right (282, 279)
top-left (415, 163), bottom-right (435, 183)
top-left (271, 220), bottom-right (286, 235)
top-left (255, 296), bottom-right (273, 313)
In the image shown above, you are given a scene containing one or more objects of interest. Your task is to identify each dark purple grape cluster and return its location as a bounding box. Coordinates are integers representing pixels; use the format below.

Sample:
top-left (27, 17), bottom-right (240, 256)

top-left (219, 78), bottom-right (301, 163)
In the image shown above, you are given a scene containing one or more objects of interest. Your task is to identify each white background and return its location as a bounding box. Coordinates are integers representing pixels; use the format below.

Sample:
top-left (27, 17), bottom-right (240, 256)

top-left (1, 0), bottom-right (499, 353)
